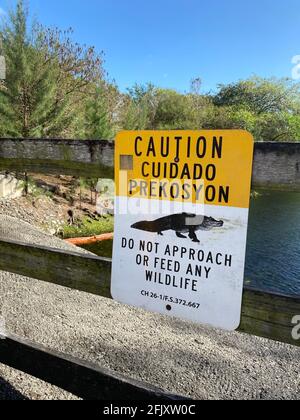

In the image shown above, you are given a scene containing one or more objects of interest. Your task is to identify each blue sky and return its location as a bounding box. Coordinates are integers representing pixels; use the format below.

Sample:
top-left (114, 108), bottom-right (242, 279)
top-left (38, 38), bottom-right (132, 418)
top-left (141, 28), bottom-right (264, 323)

top-left (1, 0), bottom-right (300, 93)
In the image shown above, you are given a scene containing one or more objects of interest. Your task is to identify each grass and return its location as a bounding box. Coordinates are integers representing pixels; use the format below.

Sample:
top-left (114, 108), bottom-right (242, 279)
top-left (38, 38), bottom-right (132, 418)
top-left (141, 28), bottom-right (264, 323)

top-left (19, 176), bottom-right (54, 199)
top-left (81, 240), bottom-right (113, 258)
top-left (62, 215), bottom-right (114, 239)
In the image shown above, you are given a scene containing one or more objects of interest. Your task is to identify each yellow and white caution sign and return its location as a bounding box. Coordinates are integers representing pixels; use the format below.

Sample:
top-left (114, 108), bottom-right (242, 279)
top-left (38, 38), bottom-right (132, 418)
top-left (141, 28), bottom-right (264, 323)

top-left (112, 131), bottom-right (254, 330)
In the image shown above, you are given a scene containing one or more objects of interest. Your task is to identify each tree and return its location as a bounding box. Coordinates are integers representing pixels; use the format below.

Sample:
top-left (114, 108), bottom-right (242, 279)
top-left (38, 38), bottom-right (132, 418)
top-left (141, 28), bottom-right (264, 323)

top-left (121, 83), bottom-right (158, 130)
top-left (153, 89), bottom-right (194, 129)
top-left (214, 77), bottom-right (300, 115)
top-left (0, 0), bottom-right (104, 138)
top-left (190, 77), bottom-right (202, 95)
top-left (286, 114), bottom-right (300, 141)
top-left (81, 84), bottom-right (114, 140)
top-left (212, 77), bottom-right (300, 141)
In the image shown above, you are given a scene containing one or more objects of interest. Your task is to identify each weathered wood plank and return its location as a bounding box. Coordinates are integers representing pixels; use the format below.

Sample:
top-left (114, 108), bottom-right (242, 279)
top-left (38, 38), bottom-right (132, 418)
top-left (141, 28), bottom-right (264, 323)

top-left (0, 239), bottom-right (112, 298)
top-left (0, 332), bottom-right (183, 400)
top-left (239, 288), bottom-right (300, 346)
top-left (0, 139), bottom-right (299, 190)
top-left (0, 239), bottom-right (299, 347)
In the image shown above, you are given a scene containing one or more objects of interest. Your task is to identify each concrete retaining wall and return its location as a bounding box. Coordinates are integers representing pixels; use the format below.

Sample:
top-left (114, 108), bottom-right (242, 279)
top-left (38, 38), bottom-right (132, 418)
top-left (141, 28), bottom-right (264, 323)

top-left (253, 143), bottom-right (300, 191)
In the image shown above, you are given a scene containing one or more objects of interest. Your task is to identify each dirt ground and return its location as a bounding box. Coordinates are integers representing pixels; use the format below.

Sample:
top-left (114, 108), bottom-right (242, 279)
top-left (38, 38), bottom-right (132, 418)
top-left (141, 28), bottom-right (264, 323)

top-left (0, 174), bottom-right (101, 235)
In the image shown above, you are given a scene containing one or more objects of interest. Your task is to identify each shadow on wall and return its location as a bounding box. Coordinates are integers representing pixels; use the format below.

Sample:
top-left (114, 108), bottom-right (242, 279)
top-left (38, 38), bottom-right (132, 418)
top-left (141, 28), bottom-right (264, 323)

top-left (0, 377), bottom-right (29, 400)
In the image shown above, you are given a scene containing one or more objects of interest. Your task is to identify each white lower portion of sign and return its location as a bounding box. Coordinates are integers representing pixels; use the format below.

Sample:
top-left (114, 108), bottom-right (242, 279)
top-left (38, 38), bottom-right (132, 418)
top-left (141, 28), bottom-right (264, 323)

top-left (111, 197), bottom-right (249, 331)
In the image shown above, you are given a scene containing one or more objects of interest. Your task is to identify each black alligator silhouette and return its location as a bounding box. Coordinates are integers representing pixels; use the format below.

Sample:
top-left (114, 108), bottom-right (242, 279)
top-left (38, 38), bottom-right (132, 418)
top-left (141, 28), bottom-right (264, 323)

top-left (131, 213), bottom-right (224, 243)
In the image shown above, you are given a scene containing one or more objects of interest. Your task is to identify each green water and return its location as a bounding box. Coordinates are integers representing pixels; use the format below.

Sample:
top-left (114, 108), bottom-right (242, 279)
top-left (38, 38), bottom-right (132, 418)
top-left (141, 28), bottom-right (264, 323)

top-left (81, 190), bottom-right (300, 296)
top-left (245, 190), bottom-right (300, 295)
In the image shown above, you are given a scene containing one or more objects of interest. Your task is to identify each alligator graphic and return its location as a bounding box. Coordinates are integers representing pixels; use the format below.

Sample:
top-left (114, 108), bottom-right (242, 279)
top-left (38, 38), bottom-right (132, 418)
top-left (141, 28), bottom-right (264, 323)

top-left (131, 213), bottom-right (224, 243)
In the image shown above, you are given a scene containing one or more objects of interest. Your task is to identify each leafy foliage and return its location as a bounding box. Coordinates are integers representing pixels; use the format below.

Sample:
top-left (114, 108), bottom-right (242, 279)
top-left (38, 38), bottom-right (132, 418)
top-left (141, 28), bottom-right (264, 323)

top-left (0, 1), bottom-right (300, 142)
top-left (0, 0), bottom-right (104, 138)
top-left (80, 85), bottom-right (114, 140)
top-left (119, 78), bottom-right (300, 141)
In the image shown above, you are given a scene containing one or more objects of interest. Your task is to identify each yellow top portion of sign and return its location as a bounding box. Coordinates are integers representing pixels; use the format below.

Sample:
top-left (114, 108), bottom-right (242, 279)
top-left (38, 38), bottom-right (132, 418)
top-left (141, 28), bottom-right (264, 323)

top-left (115, 130), bottom-right (254, 209)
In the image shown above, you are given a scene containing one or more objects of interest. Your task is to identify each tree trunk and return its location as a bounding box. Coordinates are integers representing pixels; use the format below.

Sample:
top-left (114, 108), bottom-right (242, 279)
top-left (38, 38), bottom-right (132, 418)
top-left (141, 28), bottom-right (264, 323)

top-left (24, 172), bottom-right (29, 195)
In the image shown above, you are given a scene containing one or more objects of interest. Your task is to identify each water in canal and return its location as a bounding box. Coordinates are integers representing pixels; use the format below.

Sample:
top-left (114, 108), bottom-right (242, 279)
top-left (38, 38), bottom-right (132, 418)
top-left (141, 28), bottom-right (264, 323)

top-left (245, 190), bottom-right (300, 296)
top-left (81, 190), bottom-right (300, 296)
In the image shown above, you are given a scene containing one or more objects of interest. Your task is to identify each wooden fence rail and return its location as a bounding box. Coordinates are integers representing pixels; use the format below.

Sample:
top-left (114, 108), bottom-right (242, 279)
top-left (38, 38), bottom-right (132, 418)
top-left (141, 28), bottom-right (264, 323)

top-left (0, 138), bottom-right (299, 190)
top-left (0, 239), bottom-right (112, 296)
top-left (0, 333), bottom-right (183, 400)
top-left (0, 238), bottom-right (299, 347)
top-left (0, 138), bottom-right (299, 399)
